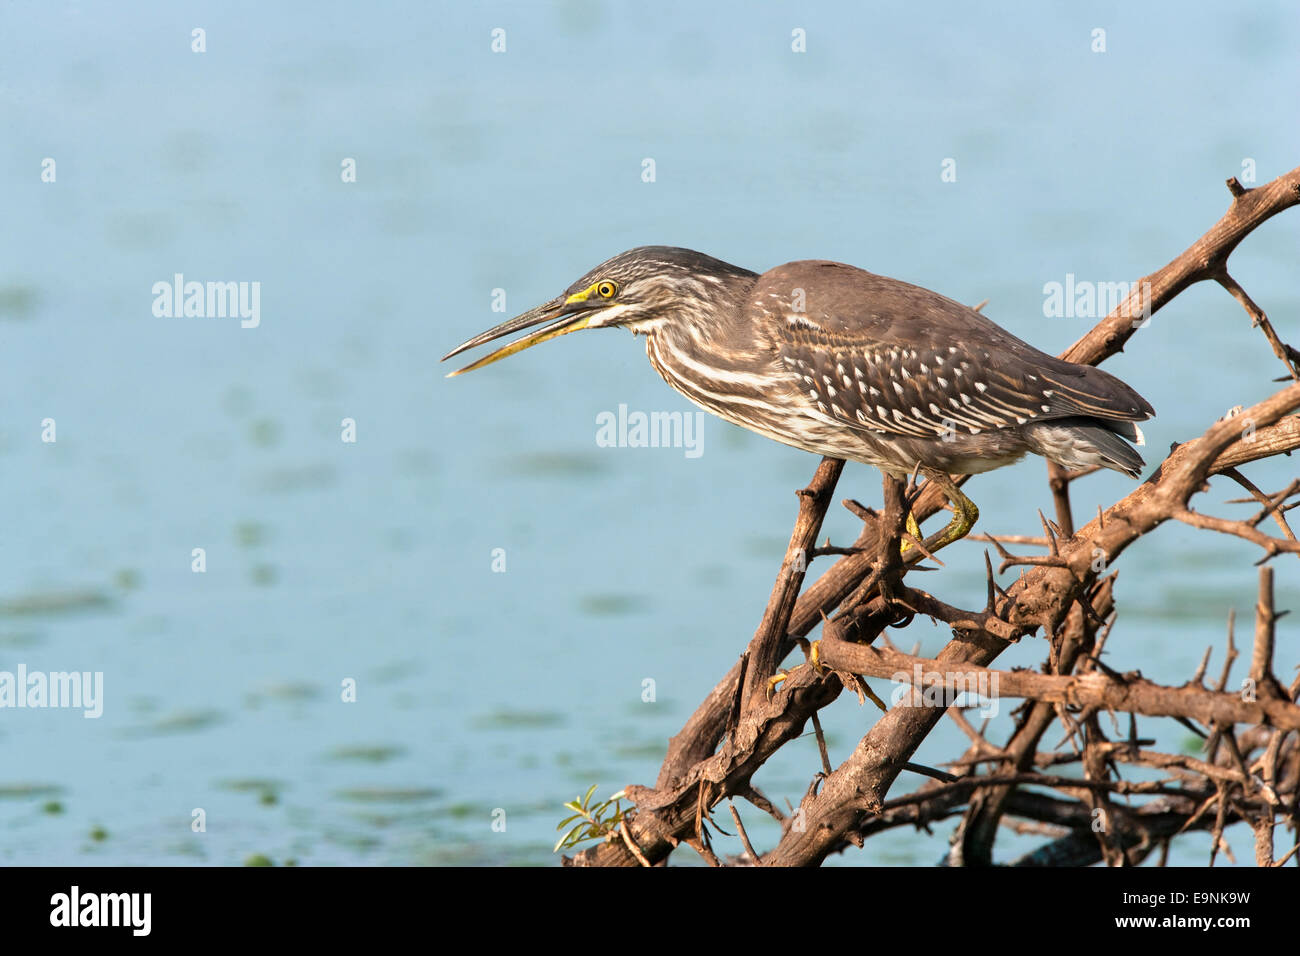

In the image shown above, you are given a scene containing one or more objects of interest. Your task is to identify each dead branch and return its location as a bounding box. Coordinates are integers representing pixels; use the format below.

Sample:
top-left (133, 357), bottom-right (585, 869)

top-left (815, 641), bottom-right (1300, 732)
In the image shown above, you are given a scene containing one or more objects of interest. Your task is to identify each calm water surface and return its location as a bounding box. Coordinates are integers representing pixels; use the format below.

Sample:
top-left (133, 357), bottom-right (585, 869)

top-left (1, 2), bottom-right (1297, 865)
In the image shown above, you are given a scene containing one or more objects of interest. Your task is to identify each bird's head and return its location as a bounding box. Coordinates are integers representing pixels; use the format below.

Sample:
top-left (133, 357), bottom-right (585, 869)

top-left (442, 246), bottom-right (756, 376)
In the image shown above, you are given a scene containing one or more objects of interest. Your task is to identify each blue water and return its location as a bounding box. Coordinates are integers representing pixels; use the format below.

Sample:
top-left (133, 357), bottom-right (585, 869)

top-left (2, 1), bottom-right (1297, 866)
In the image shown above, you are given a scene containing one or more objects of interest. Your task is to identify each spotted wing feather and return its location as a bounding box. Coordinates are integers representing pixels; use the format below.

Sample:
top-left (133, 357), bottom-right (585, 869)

top-left (758, 261), bottom-right (1153, 439)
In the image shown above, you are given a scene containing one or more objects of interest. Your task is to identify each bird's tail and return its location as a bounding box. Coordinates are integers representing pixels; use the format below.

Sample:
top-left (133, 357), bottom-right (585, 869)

top-left (1023, 417), bottom-right (1146, 478)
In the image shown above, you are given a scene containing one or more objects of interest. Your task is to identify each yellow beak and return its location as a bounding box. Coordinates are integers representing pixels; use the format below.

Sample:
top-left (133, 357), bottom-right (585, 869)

top-left (442, 296), bottom-right (592, 378)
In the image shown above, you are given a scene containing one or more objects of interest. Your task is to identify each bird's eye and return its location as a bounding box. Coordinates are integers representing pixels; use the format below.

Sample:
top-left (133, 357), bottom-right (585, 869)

top-left (597, 281), bottom-right (617, 299)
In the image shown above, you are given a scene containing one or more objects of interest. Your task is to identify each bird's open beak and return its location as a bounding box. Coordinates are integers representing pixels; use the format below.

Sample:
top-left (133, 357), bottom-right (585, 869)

top-left (442, 296), bottom-right (594, 377)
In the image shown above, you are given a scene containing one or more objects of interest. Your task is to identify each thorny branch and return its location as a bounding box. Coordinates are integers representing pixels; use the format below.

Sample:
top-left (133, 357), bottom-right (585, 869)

top-left (567, 164), bottom-right (1300, 867)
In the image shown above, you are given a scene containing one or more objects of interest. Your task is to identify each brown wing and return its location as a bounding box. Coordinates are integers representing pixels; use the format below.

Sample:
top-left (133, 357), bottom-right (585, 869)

top-left (754, 260), bottom-right (1153, 438)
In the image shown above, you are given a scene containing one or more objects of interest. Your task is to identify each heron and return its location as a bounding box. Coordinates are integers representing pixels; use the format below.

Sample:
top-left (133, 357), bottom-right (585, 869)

top-left (443, 246), bottom-right (1153, 551)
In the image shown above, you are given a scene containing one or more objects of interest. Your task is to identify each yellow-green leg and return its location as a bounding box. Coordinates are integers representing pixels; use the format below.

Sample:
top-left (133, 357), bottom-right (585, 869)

top-left (768, 473), bottom-right (978, 702)
top-left (920, 469), bottom-right (979, 552)
top-left (767, 639), bottom-right (824, 698)
top-left (899, 510), bottom-right (923, 554)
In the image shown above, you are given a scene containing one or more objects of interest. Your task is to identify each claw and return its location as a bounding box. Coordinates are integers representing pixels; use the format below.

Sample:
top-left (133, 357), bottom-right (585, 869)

top-left (766, 670), bottom-right (790, 700)
top-left (766, 640), bottom-right (826, 700)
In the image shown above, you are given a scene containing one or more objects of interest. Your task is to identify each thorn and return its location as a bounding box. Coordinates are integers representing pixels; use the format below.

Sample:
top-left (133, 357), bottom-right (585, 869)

top-left (1038, 509), bottom-right (1060, 556)
top-left (843, 498), bottom-right (875, 522)
top-left (1079, 596), bottom-right (1107, 628)
top-left (902, 531), bottom-right (944, 567)
top-left (983, 550), bottom-right (996, 612)
top-left (1190, 645), bottom-right (1212, 687)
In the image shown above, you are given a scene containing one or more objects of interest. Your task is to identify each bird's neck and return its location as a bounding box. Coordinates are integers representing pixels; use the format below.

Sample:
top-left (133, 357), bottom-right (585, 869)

top-left (648, 279), bottom-right (757, 349)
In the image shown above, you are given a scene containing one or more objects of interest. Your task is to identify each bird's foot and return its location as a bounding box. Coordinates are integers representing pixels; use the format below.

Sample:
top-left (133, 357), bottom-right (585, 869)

top-left (899, 510), bottom-right (923, 555)
top-left (765, 640), bottom-right (825, 699)
top-left (920, 470), bottom-right (980, 553)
